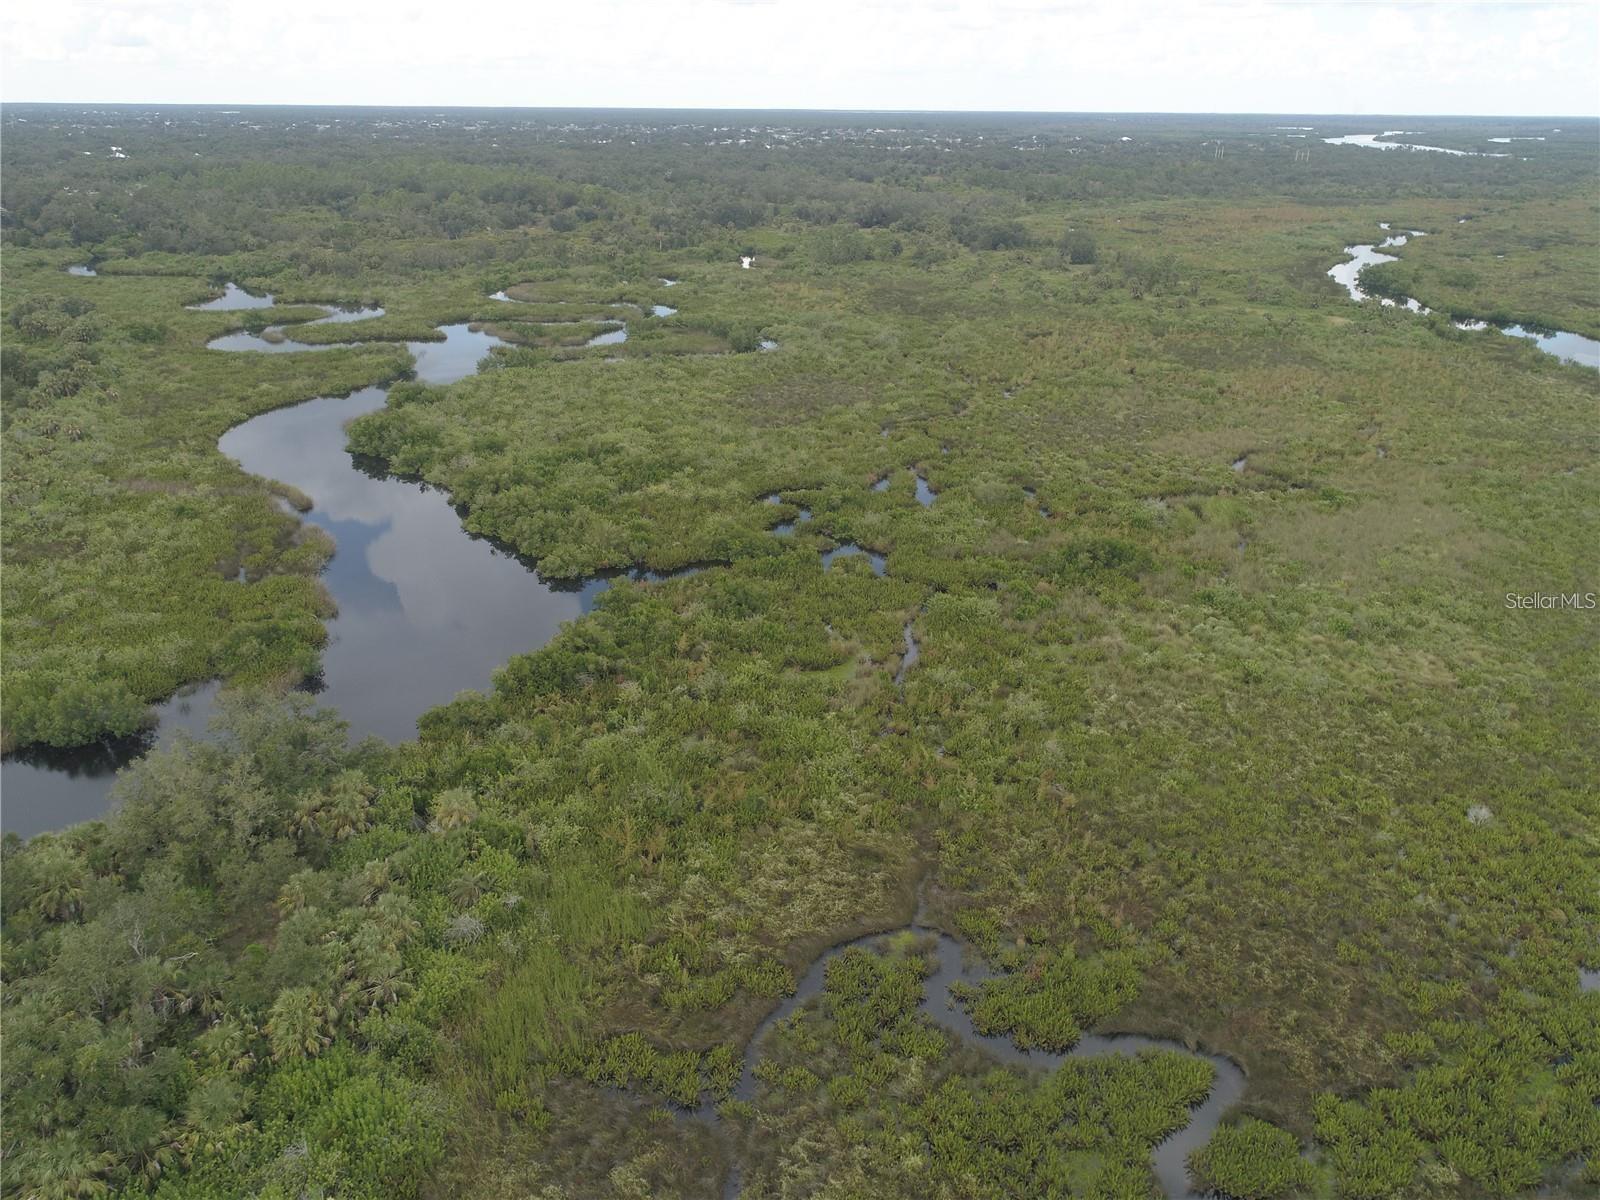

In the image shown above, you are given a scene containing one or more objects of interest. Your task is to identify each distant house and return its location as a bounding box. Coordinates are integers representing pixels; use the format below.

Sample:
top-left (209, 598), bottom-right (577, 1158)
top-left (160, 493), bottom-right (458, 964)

top-left (740, 255), bottom-right (753, 269)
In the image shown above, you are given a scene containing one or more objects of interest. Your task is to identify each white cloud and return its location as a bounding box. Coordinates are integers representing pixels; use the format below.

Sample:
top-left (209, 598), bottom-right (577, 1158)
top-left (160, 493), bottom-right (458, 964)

top-left (2, 0), bottom-right (1595, 114)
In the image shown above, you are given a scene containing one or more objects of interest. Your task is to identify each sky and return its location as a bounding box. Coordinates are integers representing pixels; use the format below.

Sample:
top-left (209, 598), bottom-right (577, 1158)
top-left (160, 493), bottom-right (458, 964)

top-left (3, 1), bottom-right (1597, 116)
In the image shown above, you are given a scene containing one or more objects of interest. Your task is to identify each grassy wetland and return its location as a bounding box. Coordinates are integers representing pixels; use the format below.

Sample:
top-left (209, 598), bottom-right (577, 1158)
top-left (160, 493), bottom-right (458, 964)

top-left (1, 108), bottom-right (1597, 1199)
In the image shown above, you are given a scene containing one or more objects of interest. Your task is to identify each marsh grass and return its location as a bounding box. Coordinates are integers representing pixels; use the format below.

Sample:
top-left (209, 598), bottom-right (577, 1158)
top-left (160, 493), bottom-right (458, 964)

top-left (3, 111), bottom-right (1597, 1200)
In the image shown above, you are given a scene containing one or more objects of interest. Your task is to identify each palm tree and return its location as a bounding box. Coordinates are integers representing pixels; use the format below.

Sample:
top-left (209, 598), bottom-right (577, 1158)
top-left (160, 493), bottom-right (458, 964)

top-left (355, 858), bottom-right (392, 905)
top-left (28, 845), bottom-right (87, 922)
top-left (447, 870), bottom-right (486, 908)
top-left (20, 1131), bottom-right (114, 1199)
top-left (33, 873), bottom-right (87, 923)
top-left (326, 793), bottom-right (369, 840)
top-left (265, 988), bottom-right (334, 1061)
top-left (190, 957), bottom-right (230, 1019)
top-left (274, 872), bottom-right (316, 917)
top-left (432, 787), bottom-right (478, 831)
top-left (291, 792), bottom-right (325, 842)
top-left (371, 892), bottom-right (420, 947)
top-left (109, 1111), bottom-right (178, 1187)
top-left (324, 771), bottom-right (372, 840)
top-left (178, 1076), bottom-right (254, 1164)
top-left (356, 966), bottom-right (414, 1015)
top-left (196, 1014), bottom-right (257, 1076)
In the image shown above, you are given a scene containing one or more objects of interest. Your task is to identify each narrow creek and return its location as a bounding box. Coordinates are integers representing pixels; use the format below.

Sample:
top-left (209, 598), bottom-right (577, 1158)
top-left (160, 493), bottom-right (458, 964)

top-left (699, 923), bottom-right (1246, 1200)
top-left (893, 622), bottom-right (920, 685)
top-left (820, 543), bottom-right (887, 576)
top-left (762, 492), bottom-right (811, 536)
top-left (1329, 223), bottom-right (1600, 369)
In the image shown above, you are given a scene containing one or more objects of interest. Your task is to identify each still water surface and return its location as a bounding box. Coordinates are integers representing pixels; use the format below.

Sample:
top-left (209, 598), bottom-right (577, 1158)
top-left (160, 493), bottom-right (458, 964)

top-left (1, 317), bottom-right (599, 837)
top-left (1322, 131), bottom-right (1507, 158)
top-left (217, 342), bottom-right (600, 747)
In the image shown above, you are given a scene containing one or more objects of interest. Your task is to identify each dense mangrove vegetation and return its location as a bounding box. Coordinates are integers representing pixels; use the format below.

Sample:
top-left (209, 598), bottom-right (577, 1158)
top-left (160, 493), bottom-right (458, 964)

top-left (2, 106), bottom-right (1597, 1199)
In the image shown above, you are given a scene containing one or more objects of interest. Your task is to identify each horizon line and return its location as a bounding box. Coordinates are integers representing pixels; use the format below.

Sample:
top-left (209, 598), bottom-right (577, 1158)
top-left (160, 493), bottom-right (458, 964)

top-left (3, 101), bottom-right (1597, 121)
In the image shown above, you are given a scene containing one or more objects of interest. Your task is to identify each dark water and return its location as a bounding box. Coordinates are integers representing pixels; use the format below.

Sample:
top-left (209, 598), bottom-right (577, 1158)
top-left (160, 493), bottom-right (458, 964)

top-left (188, 281), bottom-right (275, 310)
top-left (1, 317), bottom-right (591, 835)
top-left (216, 376), bottom-right (595, 743)
top-left (213, 321), bottom-right (577, 745)
top-left (216, 323), bottom-right (610, 744)
top-left (717, 925), bottom-right (1248, 1200)
top-left (1, 686), bottom-right (223, 840)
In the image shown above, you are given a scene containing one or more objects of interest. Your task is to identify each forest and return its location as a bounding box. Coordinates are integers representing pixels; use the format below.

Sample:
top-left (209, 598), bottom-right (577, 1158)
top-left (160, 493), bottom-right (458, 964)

top-left (1, 105), bottom-right (1597, 1200)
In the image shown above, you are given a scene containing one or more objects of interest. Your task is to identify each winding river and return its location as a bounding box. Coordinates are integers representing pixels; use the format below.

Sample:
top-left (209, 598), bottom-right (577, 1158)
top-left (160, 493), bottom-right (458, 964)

top-left (1, 283), bottom-right (840, 837)
top-left (2, 290), bottom-right (611, 837)
top-left (1330, 224), bottom-right (1600, 370)
top-left (1322, 131), bottom-right (1508, 158)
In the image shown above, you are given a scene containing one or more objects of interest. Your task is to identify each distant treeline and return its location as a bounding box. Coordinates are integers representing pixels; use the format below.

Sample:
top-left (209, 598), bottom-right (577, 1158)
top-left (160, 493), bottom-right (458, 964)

top-left (5, 108), bottom-right (1593, 266)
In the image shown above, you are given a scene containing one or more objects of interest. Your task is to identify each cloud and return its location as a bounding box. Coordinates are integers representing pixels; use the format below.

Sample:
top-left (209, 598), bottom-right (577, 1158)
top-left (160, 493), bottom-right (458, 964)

top-left (2, 0), bottom-right (1595, 114)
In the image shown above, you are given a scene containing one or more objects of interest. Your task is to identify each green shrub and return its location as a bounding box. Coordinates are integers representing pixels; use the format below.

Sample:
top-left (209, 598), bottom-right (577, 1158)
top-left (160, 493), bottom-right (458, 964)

top-left (1190, 1118), bottom-right (1313, 1199)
